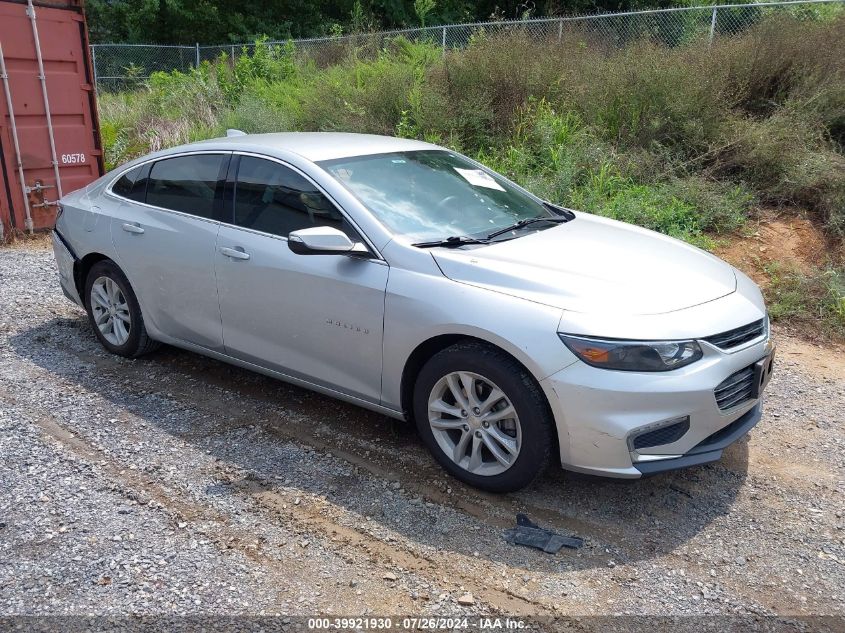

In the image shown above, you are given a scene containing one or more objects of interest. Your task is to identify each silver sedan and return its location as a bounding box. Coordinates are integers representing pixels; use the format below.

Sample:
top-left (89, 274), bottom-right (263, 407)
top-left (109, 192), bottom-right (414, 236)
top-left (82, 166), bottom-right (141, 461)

top-left (52, 132), bottom-right (774, 491)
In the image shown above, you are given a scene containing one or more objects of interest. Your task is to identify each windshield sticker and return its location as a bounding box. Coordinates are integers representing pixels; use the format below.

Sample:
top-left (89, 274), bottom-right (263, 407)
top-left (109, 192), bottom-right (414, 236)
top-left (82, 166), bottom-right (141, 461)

top-left (454, 168), bottom-right (506, 192)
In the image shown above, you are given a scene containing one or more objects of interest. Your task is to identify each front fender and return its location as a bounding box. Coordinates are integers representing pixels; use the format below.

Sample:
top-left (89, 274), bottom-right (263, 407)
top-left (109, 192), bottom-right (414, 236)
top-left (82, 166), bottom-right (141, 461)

top-left (381, 266), bottom-right (577, 411)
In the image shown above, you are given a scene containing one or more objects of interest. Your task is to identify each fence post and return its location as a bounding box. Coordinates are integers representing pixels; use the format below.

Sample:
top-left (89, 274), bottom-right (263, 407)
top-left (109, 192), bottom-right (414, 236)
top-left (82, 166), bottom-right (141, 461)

top-left (558, 19), bottom-right (563, 42)
top-left (231, 45), bottom-right (235, 64)
top-left (195, 42), bottom-right (200, 68)
top-left (442, 26), bottom-right (446, 55)
top-left (90, 44), bottom-right (98, 93)
top-left (708, 7), bottom-right (718, 45)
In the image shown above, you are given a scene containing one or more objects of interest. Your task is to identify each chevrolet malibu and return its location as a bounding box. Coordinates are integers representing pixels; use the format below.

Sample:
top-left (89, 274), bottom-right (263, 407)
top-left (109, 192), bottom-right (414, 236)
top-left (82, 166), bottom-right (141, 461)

top-left (52, 132), bottom-right (775, 491)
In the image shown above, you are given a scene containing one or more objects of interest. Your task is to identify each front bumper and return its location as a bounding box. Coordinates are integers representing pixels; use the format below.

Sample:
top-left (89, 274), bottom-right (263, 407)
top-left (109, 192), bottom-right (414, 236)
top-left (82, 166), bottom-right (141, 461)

top-left (633, 403), bottom-right (760, 475)
top-left (540, 334), bottom-right (774, 478)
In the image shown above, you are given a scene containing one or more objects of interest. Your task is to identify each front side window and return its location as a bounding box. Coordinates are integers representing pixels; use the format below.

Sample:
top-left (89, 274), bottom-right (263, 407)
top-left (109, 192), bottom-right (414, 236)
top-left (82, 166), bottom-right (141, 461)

top-left (233, 156), bottom-right (355, 239)
top-left (146, 154), bottom-right (225, 220)
top-left (319, 150), bottom-right (557, 242)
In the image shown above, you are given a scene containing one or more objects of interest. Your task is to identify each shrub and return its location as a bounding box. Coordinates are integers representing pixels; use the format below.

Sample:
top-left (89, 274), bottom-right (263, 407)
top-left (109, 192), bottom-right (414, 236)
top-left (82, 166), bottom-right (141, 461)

top-left (716, 15), bottom-right (845, 117)
top-left (570, 175), bottom-right (714, 247)
top-left (96, 17), bottom-right (845, 243)
top-left (718, 109), bottom-right (845, 235)
top-left (562, 41), bottom-right (730, 154)
top-left (215, 37), bottom-right (297, 104)
top-left (765, 262), bottom-right (845, 337)
top-left (297, 37), bottom-right (439, 135)
top-left (472, 99), bottom-right (606, 201)
top-left (418, 34), bottom-right (568, 147)
top-left (663, 177), bottom-right (754, 235)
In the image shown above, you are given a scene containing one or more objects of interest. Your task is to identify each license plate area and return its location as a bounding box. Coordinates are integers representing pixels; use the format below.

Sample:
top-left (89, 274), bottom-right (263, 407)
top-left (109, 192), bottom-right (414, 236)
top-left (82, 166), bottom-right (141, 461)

top-left (751, 350), bottom-right (775, 399)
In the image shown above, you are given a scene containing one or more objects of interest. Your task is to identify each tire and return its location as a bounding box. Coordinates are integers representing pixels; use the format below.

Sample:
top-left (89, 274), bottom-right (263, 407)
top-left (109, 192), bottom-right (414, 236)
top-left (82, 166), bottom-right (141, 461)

top-left (413, 341), bottom-right (555, 492)
top-left (84, 260), bottom-right (160, 358)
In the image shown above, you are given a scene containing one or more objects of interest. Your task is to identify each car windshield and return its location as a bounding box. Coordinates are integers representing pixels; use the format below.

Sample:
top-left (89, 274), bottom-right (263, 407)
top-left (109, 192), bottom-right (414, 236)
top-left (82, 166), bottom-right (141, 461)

top-left (319, 150), bottom-right (560, 243)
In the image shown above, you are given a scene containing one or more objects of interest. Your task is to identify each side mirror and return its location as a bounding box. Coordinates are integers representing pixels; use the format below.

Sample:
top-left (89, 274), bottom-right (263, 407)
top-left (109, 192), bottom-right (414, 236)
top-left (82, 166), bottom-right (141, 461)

top-left (288, 226), bottom-right (368, 256)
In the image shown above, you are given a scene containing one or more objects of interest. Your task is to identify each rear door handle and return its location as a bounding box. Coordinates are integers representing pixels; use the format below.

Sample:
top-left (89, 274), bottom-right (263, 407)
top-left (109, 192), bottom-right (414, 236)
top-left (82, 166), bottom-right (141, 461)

top-left (121, 222), bottom-right (144, 235)
top-left (220, 246), bottom-right (250, 261)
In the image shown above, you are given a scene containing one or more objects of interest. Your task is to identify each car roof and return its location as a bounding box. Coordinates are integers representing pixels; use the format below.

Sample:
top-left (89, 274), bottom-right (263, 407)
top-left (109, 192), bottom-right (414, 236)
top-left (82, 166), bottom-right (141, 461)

top-left (187, 132), bottom-right (439, 162)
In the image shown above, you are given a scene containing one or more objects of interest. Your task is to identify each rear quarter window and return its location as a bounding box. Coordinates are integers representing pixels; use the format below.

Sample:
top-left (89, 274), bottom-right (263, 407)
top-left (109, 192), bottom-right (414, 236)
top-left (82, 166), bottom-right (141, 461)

top-left (111, 165), bottom-right (148, 202)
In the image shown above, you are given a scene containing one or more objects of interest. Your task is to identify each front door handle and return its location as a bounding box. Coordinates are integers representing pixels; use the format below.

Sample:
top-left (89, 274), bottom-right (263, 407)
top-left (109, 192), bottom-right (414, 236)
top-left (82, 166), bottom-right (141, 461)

top-left (220, 246), bottom-right (250, 261)
top-left (121, 222), bottom-right (144, 235)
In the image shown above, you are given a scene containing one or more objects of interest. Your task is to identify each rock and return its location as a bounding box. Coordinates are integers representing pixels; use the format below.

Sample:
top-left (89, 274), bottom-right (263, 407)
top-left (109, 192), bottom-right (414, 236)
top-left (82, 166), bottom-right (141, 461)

top-left (735, 556), bottom-right (746, 566)
top-left (457, 593), bottom-right (474, 606)
top-left (383, 572), bottom-right (397, 581)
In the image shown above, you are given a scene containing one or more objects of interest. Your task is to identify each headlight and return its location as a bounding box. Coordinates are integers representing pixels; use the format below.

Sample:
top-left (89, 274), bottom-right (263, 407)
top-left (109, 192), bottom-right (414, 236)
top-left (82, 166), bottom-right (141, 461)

top-left (558, 334), bottom-right (703, 372)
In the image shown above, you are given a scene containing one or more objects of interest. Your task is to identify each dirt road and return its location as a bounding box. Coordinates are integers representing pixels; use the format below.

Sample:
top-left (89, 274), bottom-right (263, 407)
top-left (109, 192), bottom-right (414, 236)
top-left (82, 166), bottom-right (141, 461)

top-left (1, 239), bottom-right (843, 624)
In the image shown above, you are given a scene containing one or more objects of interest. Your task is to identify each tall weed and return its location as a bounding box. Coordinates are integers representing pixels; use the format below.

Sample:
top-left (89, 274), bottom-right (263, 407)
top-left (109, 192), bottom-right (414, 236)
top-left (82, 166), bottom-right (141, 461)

top-left (98, 17), bottom-right (845, 238)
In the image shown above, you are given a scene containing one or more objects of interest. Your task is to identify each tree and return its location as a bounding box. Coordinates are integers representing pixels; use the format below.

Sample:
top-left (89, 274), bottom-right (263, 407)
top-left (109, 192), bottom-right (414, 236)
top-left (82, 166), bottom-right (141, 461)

top-left (84, 0), bottom-right (712, 44)
top-left (414, 0), bottom-right (436, 26)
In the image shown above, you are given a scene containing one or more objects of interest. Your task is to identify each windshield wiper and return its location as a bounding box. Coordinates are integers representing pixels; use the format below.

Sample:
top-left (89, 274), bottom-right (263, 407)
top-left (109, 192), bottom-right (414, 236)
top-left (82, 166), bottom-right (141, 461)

top-left (412, 235), bottom-right (492, 248)
top-left (486, 215), bottom-right (569, 240)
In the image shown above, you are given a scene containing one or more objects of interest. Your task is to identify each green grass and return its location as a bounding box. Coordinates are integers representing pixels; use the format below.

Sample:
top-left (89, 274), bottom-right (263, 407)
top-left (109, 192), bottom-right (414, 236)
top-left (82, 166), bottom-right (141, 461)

top-left (96, 13), bottom-right (845, 338)
top-left (764, 263), bottom-right (845, 338)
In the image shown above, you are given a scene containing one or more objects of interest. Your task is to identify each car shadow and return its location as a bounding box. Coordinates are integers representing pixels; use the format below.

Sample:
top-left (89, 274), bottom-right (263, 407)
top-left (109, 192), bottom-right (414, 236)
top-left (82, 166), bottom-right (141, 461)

top-left (11, 316), bottom-right (750, 573)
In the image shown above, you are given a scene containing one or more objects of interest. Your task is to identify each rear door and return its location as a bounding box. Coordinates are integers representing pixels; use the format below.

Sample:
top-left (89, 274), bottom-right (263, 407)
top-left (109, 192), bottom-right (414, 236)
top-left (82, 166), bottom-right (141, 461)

top-left (109, 152), bottom-right (229, 351)
top-left (214, 154), bottom-right (389, 402)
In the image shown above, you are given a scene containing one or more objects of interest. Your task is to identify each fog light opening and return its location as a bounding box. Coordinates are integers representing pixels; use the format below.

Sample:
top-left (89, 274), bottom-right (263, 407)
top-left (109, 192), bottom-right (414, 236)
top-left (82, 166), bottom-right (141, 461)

top-left (628, 415), bottom-right (691, 451)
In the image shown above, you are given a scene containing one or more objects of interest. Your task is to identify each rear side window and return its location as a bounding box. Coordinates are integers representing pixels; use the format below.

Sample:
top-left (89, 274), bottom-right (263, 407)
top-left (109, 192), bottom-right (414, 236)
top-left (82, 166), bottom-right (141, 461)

top-left (146, 154), bottom-right (225, 220)
top-left (111, 165), bottom-right (148, 202)
top-left (233, 156), bottom-right (355, 239)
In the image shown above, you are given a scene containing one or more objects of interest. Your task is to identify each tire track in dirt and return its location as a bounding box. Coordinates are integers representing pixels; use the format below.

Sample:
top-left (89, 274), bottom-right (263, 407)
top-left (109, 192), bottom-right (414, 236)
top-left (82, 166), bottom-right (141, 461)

top-left (2, 365), bottom-right (562, 614)
top-left (12, 318), bottom-right (844, 617)
top-left (63, 339), bottom-right (626, 551)
top-left (31, 336), bottom-right (786, 615)
top-left (0, 385), bottom-right (410, 612)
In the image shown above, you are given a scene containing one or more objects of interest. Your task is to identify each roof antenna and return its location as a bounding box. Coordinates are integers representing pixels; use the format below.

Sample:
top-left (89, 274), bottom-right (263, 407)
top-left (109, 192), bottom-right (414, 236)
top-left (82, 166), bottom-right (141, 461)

top-left (226, 129), bottom-right (247, 137)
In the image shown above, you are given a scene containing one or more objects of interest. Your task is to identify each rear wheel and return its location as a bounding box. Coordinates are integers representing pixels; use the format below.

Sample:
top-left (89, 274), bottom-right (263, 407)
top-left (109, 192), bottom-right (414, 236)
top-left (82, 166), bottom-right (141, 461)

top-left (84, 260), bottom-right (159, 358)
top-left (413, 342), bottom-right (555, 492)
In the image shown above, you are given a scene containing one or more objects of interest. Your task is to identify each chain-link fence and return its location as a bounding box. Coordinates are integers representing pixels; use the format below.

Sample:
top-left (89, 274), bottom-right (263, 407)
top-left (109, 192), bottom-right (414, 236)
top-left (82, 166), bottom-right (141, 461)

top-left (90, 0), bottom-right (845, 91)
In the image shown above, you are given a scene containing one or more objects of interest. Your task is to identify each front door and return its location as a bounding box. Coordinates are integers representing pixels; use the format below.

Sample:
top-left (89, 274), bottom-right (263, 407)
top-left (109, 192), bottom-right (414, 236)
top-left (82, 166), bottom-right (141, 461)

top-left (214, 155), bottom-right (388, 403)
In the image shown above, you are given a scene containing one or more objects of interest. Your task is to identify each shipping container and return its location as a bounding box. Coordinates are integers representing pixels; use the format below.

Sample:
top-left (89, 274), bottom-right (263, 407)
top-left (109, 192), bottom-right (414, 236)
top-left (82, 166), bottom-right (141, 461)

top-left (0, 0), bottom-right (103, 241)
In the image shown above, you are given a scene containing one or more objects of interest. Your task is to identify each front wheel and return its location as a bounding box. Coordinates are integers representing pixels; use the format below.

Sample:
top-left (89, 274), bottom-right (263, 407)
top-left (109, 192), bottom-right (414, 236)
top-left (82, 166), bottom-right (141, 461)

top-left (413, 342), bottom-right (555, 492)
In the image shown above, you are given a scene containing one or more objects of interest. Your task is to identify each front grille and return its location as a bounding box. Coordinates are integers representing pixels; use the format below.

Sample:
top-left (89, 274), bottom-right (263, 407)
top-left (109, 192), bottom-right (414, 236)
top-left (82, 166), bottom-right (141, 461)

top-left (714, 365), bottom-right (755, 411)
top-left (631, 418), bottom-right (690, 450)
top-left (704, 318), bottom-right (766, 350)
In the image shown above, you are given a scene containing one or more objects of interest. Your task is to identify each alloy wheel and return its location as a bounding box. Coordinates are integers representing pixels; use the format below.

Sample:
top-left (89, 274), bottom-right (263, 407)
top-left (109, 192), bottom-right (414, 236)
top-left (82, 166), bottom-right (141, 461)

top-left (427, 371), bottom-right (522, 476)
top-left (90, 276), bottom-right (131, 346)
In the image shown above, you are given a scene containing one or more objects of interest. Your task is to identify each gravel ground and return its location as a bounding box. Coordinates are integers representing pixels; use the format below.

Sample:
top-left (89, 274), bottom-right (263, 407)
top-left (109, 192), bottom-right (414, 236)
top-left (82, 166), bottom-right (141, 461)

top-left (0, 238), bottom-right (843, 625)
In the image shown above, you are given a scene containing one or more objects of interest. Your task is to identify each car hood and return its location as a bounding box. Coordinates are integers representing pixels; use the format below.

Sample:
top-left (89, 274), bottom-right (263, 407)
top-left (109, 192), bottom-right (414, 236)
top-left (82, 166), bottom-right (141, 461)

top-left (431, 213), bottom-right (737, 315)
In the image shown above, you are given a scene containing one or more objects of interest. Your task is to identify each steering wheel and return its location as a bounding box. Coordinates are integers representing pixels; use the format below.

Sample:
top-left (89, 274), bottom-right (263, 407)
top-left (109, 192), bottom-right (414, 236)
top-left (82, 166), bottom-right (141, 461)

top-left (436, 195), bottom-right (460, 211)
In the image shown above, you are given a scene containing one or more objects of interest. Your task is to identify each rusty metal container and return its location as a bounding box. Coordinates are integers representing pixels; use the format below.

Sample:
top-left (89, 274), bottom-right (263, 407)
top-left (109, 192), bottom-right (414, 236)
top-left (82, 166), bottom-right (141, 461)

top-left (0, 0), bottom-right (103, 240)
